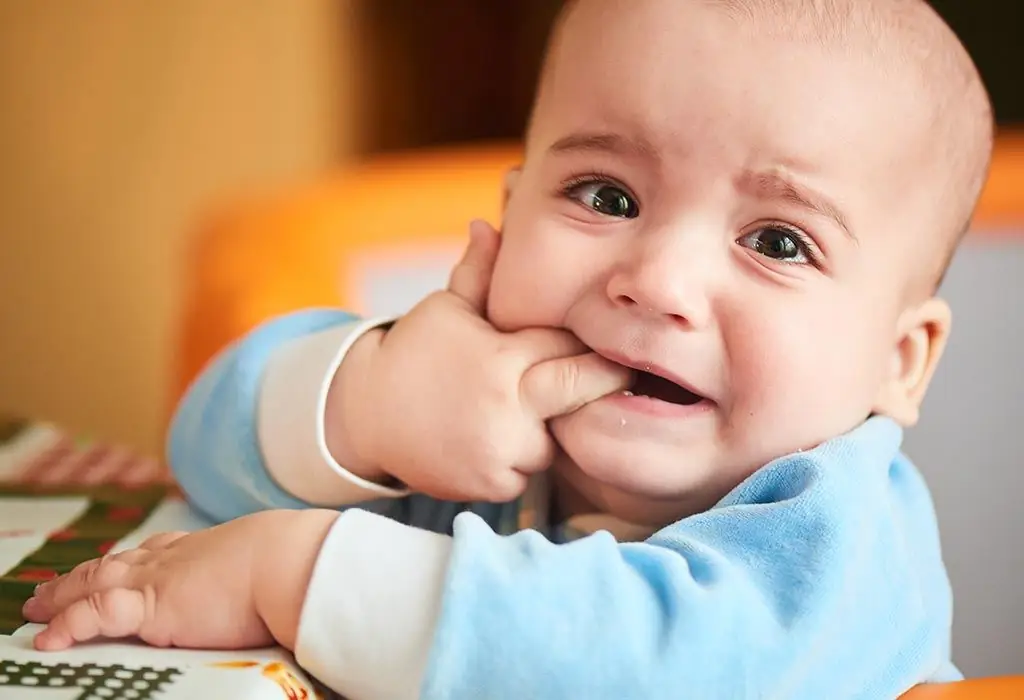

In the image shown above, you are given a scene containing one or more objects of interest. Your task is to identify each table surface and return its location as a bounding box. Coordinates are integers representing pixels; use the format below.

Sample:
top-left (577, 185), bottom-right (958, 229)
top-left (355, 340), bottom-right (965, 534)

top-left (0, 416), bottom-right (336, 699)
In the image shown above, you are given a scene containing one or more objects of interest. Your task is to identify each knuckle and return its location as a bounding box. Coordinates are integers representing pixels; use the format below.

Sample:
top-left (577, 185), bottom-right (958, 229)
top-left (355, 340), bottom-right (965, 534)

top-left (139, 584), bottom-right (170, 646)
top-left (80, 560), bottom-right (100, 588)
top-left (92, 558), bottom-right (129, 588)
top-left (554, 360), bottom-right (583, 396)
top-left (86, 589), bottom-right (138, 633)
top-left (86, 591), bottom-right (110, 620)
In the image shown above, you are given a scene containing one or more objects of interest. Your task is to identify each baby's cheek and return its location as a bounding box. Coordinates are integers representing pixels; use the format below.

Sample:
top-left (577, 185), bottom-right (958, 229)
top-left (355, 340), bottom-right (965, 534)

top-left (488, 262), bottom-right (544, 332)
top-left (487, 236), bottom-right (572, 332)
top-left (728, 313), bottom-right (873, 449)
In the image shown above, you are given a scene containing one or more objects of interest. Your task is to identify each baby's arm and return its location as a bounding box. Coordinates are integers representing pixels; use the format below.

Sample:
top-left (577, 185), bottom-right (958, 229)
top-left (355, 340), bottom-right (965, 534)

top-left (170, 223), bottom-right (630, 522)
top-left (295, 418), bottom-right (959, 700)
top-left (168, 309), bottom-right (404, 523)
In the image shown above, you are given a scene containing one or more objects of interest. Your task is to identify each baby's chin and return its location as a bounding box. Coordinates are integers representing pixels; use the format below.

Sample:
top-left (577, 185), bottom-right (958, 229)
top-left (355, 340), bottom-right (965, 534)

top-left (549, 414), bottom-right (736, 525)
top-left (551, 457), bottom-right (723, 528)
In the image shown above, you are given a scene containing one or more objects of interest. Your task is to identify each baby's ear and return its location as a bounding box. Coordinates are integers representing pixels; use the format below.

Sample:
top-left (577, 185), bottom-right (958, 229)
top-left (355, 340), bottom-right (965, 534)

top-left (871, 297), bottom-right (952, 426)
top-left (502, 166), bottom-right (523, 209)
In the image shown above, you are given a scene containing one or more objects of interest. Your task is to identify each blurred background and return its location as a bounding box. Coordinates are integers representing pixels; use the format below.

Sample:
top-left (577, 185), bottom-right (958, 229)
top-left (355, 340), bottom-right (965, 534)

top-left (0, 0), bottom-right (560, 455)
top-left (0, 0), bottom-right (1021, 679)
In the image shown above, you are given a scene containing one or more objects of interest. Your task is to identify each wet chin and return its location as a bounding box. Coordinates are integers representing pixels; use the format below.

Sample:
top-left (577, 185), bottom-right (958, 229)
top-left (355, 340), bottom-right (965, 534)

top-left (549, 411), bottom-right (710, 503)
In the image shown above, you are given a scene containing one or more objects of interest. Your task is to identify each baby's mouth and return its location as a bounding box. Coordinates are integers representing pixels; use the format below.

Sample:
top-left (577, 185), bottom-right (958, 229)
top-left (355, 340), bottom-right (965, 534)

top-left (625, 370), bottom-right (705, 406)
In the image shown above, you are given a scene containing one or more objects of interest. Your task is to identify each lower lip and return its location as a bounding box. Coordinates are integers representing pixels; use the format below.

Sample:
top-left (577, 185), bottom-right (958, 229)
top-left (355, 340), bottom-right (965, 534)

top-left (600, 392), bottom-right (713, 418)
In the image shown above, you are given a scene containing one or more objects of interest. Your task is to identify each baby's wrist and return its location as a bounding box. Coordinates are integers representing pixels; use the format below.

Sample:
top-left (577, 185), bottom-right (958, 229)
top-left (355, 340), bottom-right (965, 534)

top-left (324, 327), bottom-right (391, 484)
top-left (251, 509), bottom-right (340, 651)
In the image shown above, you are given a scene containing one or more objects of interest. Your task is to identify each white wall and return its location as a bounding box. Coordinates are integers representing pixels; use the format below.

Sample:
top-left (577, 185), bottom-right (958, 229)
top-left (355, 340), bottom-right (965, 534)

top-left (903, 236), bottom-right (1024, 678)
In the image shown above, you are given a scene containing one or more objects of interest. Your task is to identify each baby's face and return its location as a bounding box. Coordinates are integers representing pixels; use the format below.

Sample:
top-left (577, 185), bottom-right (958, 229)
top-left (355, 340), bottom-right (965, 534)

top-left (487, 0), bottom-right (951, 523)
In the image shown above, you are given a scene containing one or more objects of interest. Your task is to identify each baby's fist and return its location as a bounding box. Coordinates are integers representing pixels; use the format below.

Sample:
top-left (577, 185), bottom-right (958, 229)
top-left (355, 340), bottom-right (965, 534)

top-left (345, 221), bottom-right (631, 502)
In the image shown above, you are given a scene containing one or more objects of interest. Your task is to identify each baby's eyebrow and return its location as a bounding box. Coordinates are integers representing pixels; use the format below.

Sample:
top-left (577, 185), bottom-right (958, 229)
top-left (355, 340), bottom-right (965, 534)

top-left (548, 131), bottom-right (659, 162)
top-left (547, 134), bottom-right (856, 243)
top-left (737, 169), bottom-right (856, 244)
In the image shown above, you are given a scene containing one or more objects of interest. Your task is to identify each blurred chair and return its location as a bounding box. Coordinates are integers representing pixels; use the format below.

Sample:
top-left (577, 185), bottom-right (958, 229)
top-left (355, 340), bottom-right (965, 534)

top-left (171, 136), bottom-right (1024, 698)
top-left (173, 140), bottom-right (521, 404)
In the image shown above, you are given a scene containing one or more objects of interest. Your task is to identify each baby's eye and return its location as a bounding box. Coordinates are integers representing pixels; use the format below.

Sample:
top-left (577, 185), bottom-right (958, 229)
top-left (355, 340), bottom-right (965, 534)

top-left (737, 225), bottom-right (813, 265)
top-left (565, 180), bottom-right (639, 219)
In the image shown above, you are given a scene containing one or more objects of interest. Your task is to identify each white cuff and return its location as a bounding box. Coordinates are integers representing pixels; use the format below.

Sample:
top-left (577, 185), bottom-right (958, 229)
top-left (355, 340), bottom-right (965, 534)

top-left (258, 317), bottom-right (407, 504)
top-left (295, 509), bottom-right (452, 700)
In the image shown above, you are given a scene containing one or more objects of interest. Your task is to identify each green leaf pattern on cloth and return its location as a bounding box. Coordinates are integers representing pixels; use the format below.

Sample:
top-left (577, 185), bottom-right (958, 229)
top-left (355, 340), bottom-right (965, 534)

top-left (0, 484), bottom-right (169, 635)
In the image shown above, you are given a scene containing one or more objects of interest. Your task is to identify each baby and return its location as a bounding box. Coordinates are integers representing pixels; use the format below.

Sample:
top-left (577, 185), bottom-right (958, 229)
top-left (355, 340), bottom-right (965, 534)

top-left (22, 0), bottom-right (994, 698)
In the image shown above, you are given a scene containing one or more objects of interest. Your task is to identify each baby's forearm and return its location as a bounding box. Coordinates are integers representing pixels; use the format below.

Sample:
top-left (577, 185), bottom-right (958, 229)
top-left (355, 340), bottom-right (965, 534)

top-left (251, 509), bottom-right (341, 650)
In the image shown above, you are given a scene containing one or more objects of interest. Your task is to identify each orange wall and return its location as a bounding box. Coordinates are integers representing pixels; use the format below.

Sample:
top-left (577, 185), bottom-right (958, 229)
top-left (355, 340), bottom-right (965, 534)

top-left (0, 1), bottom-right (359, 454)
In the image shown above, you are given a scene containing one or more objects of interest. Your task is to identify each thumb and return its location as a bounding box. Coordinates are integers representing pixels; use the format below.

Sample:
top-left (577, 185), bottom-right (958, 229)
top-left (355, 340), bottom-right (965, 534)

top-left (521, 353), bottom-right (633, 419)
top-left (447, 219), bottom-right (501, 313)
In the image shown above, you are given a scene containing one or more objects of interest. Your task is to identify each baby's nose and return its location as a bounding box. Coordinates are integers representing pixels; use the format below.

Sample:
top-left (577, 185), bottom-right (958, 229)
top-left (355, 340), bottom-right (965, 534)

top-left (606, 240), bottom-right (715, 328)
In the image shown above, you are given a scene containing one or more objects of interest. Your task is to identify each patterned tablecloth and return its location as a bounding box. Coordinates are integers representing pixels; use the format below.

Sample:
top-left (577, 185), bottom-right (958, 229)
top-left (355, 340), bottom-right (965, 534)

top-left (0, 417), bottom-right (334, 700)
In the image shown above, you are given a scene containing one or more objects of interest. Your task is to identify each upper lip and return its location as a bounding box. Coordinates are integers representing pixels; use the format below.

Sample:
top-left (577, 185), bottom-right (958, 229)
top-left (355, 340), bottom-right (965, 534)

top-left (592, 347), bottom-right (710, 401)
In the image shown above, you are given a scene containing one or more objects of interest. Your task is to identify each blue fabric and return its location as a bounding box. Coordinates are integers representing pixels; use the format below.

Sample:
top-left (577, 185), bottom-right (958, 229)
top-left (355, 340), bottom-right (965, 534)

top-left (168, 310), bottom-right (358, 522)
top-left (423, 418), bottom-right (960, 699)
top-left (168, 309), bottom-right (960, 698)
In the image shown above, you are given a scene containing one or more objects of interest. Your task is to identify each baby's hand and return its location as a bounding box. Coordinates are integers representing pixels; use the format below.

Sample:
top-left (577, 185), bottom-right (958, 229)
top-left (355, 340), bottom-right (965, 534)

top-left (22, 510), bottom-right (338, 652)
top-left (338, 220), bottom-right (632, 503)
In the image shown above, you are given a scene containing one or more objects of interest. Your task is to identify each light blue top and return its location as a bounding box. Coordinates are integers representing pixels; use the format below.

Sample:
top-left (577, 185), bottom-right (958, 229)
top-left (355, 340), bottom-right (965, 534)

top-left (169, 310), bottom-right (960, 699)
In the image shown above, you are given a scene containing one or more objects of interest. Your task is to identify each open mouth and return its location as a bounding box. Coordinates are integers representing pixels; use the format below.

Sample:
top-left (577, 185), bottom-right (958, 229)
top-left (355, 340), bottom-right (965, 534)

top-left (626, 370), bottom-right (705, 406)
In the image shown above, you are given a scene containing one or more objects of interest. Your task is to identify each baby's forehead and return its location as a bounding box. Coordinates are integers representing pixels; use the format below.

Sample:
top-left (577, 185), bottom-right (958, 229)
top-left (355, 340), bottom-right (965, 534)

top-left (554, 0), bottom-right (951, 82)
top-left (537, 1), bottom-right (934, 175)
